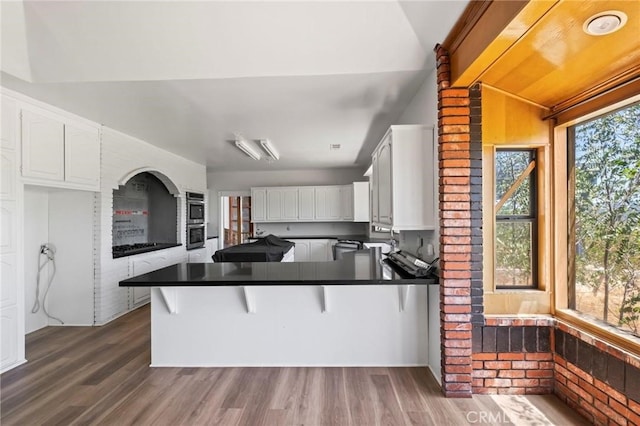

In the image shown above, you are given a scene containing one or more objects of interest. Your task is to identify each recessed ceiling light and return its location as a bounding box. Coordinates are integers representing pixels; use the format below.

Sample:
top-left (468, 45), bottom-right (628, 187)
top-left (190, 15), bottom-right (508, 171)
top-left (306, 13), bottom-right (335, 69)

top-left (583, 11), bottom-right (627, 36)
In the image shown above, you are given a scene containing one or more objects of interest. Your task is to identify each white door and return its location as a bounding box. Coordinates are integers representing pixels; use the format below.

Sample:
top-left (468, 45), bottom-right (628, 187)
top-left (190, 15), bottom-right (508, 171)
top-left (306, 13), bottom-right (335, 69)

top-left (64, 124), bottom-right (100, 188)
top-left (298, 187), bottom-right (315, 220)
top-left (21, 108), bottom-right (64, 181)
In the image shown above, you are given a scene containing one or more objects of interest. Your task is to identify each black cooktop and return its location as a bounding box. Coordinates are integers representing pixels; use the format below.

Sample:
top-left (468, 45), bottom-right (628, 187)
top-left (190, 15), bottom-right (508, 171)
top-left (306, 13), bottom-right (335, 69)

top-left (112, 242), bottom-right (180, 258)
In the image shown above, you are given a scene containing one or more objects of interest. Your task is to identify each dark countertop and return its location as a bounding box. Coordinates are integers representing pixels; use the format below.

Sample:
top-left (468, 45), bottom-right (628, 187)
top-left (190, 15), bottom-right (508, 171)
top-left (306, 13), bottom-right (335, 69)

top-left (255, 234), bottom-right (391, 243)
top-left (207, 235), bottom-right (218, 240)
top-left (119, 248), bottom-right (437, 287)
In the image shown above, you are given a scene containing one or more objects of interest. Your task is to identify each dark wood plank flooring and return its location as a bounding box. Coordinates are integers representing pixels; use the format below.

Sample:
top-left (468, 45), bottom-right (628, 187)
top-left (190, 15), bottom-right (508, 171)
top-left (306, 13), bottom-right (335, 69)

top-left (1, 305), bottom-right (584, 425)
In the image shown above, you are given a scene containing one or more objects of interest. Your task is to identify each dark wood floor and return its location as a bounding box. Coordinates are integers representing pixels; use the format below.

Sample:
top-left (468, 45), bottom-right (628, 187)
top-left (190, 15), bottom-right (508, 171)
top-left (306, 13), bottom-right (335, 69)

top-left (1, 305), bottom-right (584, 425)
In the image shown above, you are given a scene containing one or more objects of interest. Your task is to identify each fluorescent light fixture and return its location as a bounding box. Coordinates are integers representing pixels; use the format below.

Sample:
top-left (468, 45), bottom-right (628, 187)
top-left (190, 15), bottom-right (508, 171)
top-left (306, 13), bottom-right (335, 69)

top-left (260, 139), bottom-right (280, 160)
top-left (235, 139), bottom-right (261, 160)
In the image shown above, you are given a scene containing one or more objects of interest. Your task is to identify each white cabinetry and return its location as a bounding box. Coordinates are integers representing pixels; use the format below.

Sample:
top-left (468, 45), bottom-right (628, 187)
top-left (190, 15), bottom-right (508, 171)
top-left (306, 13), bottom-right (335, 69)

top-left (298, 187), bottom-right (315, 220)
top-left (288, 239), bottom-right (334, 262)
top-left (267, 187), bottom-right (298, 221)
top-left (131, 252), bottom-right (170, 305)
top-left (187, 248), bottom-right (207, 263)
top-left (0, 94), bottom-right (24, 373)
top-left (21, 106), bottom-right (100, 191)
top-left (371, 125), bottom-right (436, 230)
top-left (205, 238), bottom-right (218, 263)
top-left (250, 188), bottom-right (266, 222)
top-left (314, 186), bottom-right (341, 221)
top-left (352, 182), bottom-right (370, 222)
top-left (64, 123), bottom-right (101, 187)
top-left (341, 185), bottom-right (354, 221)
top-left (21, 108), bottom-right (64, 181)
top-left (252, 184), bottom-right (368, 223)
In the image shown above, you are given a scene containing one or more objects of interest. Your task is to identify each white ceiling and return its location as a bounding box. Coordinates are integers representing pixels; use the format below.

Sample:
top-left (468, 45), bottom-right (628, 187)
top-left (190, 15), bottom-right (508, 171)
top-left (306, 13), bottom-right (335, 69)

top-left (1, 1), bottom-right (468, 172)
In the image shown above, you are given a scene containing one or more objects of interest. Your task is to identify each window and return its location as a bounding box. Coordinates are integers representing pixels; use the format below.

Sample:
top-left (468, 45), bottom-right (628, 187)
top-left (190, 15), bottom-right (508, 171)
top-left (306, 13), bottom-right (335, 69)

top-left (494, 149), bottom-right (537, 289)
top-left (568, 102), bottom-right (640, 337)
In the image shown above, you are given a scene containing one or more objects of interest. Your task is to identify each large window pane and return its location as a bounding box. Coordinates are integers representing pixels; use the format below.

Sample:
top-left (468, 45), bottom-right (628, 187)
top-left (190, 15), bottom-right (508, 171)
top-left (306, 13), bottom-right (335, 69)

top-left (495, 221), bottom-right (534, 287)
top-left (571, 102), bottom-right (640, 337)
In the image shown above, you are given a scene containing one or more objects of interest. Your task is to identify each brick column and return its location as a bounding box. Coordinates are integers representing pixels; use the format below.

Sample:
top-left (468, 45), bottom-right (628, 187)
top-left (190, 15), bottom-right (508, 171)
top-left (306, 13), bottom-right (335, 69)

top-left (435, 44), bottom-right (482, 398)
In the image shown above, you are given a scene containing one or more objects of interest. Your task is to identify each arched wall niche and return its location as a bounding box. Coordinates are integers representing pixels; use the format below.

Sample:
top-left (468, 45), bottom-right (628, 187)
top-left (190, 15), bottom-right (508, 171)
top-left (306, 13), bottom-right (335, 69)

top-left (112, 169), bottom-right (179, 249)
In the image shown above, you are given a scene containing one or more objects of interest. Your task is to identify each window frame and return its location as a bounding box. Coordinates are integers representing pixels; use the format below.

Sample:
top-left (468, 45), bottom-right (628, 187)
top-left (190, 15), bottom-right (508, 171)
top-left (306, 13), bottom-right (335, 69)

top-left (553, 94), bottom-right (640, 354)
top-left (494, 148), bottom-right (539, 290)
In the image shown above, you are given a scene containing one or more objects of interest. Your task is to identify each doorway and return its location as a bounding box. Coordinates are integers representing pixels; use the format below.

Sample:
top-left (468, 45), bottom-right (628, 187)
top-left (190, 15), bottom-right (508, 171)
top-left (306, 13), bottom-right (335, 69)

top-left (220, 194), bottom-right (252, 248)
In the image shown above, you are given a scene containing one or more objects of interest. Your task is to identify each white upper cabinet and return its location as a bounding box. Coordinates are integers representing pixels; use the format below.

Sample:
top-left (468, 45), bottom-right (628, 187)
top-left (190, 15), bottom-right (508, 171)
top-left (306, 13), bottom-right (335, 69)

top-left (371, 125), bottom-right (436, 231)
top-left (252, 184), bottom-right (368, 223)
top-left (250, 188), bottom-right (267, 222)
top-left (282, 188), bottom-right (298, 220)
top-left (341, 184), bottom-right (354, 221)
top-left (314, 186), bottom-right (341, 221)
top-left (21, 108), bottom-right (65, 182)
top-left (376, 134), bottom-right (392, 225)
top-left (266, 187), bottom-right (298, 221)
top-left (21, 105), bottom-right (101, 191)
top-left (1, 96), bottom-right (17, 150)
top-left (267, 189), bottom-right (283, 220)
top-left (352, 181), bottom-right (370, 222)
top-left (64, 123), bottom-right (101, 187)
top-left (371, 151), bottom-right (379, 223)
top-left (298, 187), bottom-right (315, 220)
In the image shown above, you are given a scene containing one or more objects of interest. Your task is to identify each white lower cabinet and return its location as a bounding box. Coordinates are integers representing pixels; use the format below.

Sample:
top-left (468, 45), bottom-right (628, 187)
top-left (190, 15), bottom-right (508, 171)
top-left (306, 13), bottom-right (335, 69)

top-left (205, 238), bottom-right (218, 263)
top-left (187, 247), bottom-right (207, 263)
top-left (131, 252), bottom-right (169, 306)
top-left (289, 239), bottom-right (334, 262)
top-left (0, 306), bottom-right (18, 369)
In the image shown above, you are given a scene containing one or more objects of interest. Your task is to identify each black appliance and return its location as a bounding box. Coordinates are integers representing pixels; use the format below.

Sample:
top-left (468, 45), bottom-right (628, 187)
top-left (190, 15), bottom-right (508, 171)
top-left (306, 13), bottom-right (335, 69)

top-left (186, 192), bottom-right (205, 224)
top-left (332, 240), bottom-right (363, 260)
top-left (186, 224), bottom-right (205, 250)
top-left (112, 242), bottom-right (174, 258)
top-left (385, 250), bottom-right (438, 278)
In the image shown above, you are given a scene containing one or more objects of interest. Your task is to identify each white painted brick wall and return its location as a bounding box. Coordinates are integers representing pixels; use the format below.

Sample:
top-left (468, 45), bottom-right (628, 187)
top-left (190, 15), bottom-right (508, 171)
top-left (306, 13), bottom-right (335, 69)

top-left (94, 128), bottom-right (206, 324)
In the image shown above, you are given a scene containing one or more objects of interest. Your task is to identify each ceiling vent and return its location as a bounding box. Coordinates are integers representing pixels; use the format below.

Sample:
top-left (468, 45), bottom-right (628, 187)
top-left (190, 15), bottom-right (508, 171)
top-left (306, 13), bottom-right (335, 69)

top-left (329, 144), bottom-right (341, 150)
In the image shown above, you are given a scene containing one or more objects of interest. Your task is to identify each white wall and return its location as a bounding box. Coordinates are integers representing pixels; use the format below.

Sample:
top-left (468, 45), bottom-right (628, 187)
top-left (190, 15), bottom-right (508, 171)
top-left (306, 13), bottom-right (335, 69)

top-left (24, 187), bottom-right (49, 333)
top-left (207, 168), bottom-right (366, 235)
top-left (397, 68), bottom-right (438, 127)
top-left (48, 190), bottom-right (95, 326)
top-left (24, 187), bottom-right (95, 332)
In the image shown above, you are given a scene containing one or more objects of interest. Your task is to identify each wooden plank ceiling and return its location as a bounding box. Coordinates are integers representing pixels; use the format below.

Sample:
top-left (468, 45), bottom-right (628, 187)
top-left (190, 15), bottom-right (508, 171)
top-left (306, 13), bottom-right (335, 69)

top-left (446, 0), bottom-right (640, 111)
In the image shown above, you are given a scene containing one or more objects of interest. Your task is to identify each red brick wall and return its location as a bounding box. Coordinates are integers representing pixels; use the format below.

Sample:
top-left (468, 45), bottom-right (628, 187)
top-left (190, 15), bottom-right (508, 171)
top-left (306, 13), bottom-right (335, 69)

top-left (435, 44), bottom-right (475, 398)
top-left (471, 317), bottom-right (554, 395)
top-left (434, 45), bottom-right (640, 426)
top-left (554, 322), bottom-right (640, 426)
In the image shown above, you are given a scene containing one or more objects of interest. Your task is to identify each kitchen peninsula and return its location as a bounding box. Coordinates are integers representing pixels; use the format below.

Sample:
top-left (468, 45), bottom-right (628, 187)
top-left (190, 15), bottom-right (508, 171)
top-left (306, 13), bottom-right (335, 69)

top-left (120, 248), bottom-right (437, 367)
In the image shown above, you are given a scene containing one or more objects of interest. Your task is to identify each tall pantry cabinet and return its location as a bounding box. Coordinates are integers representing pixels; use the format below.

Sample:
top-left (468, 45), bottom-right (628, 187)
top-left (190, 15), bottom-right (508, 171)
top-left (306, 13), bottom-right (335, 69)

top-left (1, 94), bottom-right (25, 372)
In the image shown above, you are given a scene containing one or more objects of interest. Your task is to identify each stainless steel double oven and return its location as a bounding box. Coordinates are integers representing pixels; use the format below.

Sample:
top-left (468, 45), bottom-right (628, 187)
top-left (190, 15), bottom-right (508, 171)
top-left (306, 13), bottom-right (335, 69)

top-left (186, 192), bottom-right (205, 250)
